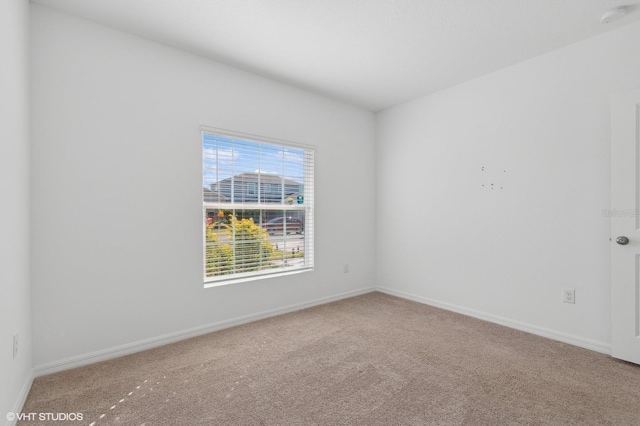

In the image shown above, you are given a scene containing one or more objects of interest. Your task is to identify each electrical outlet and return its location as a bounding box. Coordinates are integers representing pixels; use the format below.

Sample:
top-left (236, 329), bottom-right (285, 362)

top-left (563, 288), bottom-right (575, 304)
top-left (13, 333), bottom-right (18, 358)
top-left (343, 263), bottom-right (349, 273)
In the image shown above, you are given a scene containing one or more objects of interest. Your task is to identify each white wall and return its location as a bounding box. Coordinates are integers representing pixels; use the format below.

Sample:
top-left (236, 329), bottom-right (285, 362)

top-left (0, 0), bottom-right (33, 421)
top-left (30, 5), bottom-right (376, 369)
top-left (376, 20), bottom-right (640, 351)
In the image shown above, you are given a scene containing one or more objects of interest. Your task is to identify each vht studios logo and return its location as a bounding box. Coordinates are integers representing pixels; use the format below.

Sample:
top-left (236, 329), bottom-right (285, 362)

top-left (6, 412), bottom-right (84, 422)
top-left (602, 209), bottom-right (639, 217)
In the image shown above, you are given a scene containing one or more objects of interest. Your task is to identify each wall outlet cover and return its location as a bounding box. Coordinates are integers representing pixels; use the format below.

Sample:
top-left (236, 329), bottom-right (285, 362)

top-left (563, 288), bottom-right (575, 304)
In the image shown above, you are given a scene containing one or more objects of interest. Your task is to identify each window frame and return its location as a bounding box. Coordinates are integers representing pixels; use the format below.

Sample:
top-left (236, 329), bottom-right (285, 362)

top-left (201, 126), bottom-right (315, 287)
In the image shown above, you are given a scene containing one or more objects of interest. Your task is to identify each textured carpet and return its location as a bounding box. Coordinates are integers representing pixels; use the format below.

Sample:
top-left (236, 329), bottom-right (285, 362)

top-left (20, 292), bottom-right (640, 425)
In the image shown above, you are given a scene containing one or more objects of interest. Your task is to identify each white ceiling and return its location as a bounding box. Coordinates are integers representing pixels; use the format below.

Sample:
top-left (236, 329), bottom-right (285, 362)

top-left (32, 0), bottom-right (640, 112)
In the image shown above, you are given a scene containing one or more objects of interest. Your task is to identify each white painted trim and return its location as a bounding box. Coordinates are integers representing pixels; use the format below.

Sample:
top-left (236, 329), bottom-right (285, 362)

top-left (375, 287), bottom-right (612, 355)
top-left (34, 288), bottom-right (375, 377)
top-left (5, 370), bottom-right (34, 426)
top-left (200, 125), bottom-right (316, 151)
top-left (204, 267), bottom-right (312, 288)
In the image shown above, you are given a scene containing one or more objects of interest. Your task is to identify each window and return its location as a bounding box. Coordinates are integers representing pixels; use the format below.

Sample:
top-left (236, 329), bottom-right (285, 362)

top-left (202, 128), bottom-right (314, 285)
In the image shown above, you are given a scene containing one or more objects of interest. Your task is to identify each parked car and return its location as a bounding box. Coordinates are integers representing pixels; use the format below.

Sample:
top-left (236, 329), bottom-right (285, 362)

top-left (263, 217), bottom-right (304, 235)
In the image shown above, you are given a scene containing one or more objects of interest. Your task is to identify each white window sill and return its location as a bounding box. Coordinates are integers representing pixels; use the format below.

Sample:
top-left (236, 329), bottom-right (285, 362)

top-left (204, 267), bottom-right (313, 288)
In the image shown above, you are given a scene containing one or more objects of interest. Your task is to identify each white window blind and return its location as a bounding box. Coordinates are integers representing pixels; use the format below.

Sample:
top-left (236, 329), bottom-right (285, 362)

top-left (202, 128), bottom-right (314, 285)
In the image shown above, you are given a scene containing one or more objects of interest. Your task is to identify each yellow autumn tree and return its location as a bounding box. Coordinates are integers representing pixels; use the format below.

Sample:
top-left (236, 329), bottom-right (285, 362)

top-left (205, 223), bottom-right (233, 277)
top-left (223, 216), bottom-right (274, 273)
top-left (205, 215), bottom-right (274, 276)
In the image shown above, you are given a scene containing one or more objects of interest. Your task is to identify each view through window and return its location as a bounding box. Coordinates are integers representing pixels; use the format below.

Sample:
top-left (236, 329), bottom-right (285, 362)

top-left (202, 129), bottom-right (314, 285)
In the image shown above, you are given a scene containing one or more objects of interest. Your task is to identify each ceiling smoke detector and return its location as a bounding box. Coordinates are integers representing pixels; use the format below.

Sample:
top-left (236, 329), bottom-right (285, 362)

top-left (600, 6), bottom-right (628, 24)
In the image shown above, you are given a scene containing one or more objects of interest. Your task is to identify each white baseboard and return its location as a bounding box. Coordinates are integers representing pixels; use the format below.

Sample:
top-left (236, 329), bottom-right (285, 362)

top-left (375, 286), bottom-right (612, 355)
top-left (34, 287), bottom-right (375, 377)
top-left (34, 286), bottom-right (608, 378)
top-left (5, 369), bottom-right (34, 426)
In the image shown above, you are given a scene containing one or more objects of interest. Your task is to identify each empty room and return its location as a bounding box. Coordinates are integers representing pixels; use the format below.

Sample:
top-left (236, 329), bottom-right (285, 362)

top-left (3, 0), bottom-right (640, 424)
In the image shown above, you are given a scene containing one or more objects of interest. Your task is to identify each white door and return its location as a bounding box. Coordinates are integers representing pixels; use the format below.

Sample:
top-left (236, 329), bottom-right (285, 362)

top-left (611, 88), bottom-right (640, 365)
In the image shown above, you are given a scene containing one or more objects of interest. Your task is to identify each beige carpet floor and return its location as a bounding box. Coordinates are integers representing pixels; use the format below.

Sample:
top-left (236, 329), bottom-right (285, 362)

top-left (19, 292), bottom-right (640, 425)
